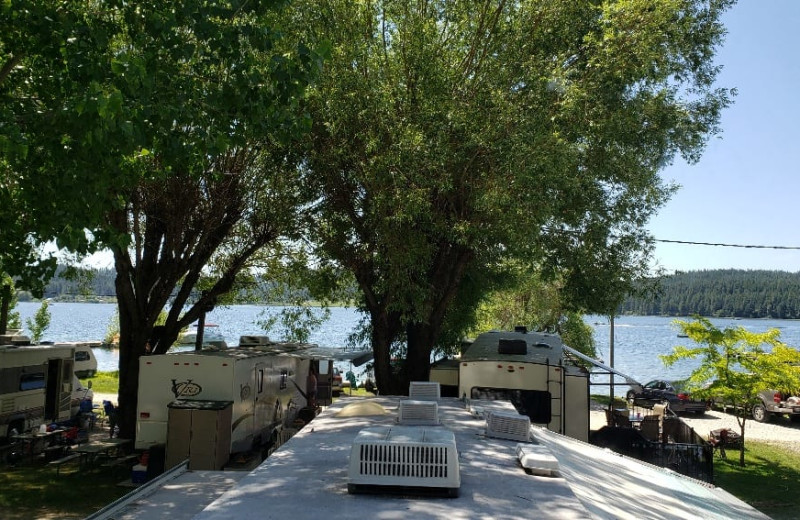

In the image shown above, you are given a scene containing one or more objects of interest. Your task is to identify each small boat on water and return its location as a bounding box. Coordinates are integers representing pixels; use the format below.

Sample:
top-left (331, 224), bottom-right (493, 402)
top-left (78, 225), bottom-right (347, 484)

top-left (177, 323), bottom-right (227, 348)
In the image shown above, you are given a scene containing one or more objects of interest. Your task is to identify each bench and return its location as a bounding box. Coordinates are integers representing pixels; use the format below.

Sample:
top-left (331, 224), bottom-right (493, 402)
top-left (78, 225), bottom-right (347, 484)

top-left (101, 454), bottom-right (139, 468)
top-left (48, 453), bottom-right (80, 475)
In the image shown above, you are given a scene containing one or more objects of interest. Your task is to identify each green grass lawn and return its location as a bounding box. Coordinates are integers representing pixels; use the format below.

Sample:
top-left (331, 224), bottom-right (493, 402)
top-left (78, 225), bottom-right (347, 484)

top-left (0, 460), bottom-right (131, 520)
top-left (714, 441), bottom-right (800, 520)
top-left (80, 371), bottom-right (119, 395)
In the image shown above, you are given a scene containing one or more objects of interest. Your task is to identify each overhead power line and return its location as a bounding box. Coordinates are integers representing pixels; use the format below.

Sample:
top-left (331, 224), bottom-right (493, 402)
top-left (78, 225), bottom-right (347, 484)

top-left (656, 239), bottom-right (800, 250)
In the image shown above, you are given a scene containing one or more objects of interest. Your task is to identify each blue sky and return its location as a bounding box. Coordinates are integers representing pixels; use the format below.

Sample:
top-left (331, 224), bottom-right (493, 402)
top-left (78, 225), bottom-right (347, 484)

top-left (648, 1), bottom-right (800, 273)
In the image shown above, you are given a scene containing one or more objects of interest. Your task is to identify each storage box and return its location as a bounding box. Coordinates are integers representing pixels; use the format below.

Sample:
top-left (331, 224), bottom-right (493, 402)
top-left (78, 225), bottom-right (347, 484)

top-left (131, 464), bottom-right (148, 484)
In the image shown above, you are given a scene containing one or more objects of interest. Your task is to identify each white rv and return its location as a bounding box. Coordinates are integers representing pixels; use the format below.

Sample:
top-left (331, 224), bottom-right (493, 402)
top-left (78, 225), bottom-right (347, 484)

top-left (429, 329), bottom-right (590, 441)
top-left (135, 343), bottom-right (312, 459)
top-left (54, 341), bottom-right (99, 377)
top-left (0, 344), bottom-right (76, 440)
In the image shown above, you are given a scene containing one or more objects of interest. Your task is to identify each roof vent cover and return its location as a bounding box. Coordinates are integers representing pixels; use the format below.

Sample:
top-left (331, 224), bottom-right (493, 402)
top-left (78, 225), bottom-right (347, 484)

top-left (408, 381), bottom-right (440, 401)
top-left (498, 339), bottom-right (527, 355)
top-left (486, 410), bottom-right (531, 442)
top-left (347, 426), bottom-right (460, 497)
top-left (516, 443), bottom-right (560, 476)
top-left (398, 400), bottom-right (439, 425)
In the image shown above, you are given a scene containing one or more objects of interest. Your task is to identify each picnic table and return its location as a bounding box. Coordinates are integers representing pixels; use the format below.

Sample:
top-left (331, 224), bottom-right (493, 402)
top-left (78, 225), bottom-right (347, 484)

top-left (74, 438), bottom-right (133, 468)
top-left (11, 429), bottom-right (68, 462)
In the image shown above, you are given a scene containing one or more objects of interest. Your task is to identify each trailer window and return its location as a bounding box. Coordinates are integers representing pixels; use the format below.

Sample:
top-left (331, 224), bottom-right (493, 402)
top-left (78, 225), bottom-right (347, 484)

top-left (20, 373), bottom-right (46, 391)
top-left (280, 369), bottom-right (288, 390)
top-left (471, 387), bottom-right (552, 424)
top-left (75, 351), bottom-right (91, 361)
top-left (258, 369), bottom-right (264, 393)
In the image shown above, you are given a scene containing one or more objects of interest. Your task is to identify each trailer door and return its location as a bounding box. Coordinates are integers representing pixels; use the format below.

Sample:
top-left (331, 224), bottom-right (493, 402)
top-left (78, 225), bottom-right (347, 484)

top-left (253, 362), bottom-right (272, 440)
top-left (44, 358), bottom-right (72, 423)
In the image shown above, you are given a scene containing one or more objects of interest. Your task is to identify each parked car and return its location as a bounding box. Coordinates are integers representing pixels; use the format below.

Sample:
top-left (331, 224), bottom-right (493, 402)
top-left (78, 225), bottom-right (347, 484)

top-left (626, 380), bottom-right (708, 414)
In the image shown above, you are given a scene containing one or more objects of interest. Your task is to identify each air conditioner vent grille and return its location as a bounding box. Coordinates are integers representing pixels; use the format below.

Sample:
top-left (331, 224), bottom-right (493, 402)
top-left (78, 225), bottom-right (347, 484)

top-left (356, 444), bottom-right (450, 478)
top-left (486, 410), bottom-right (531, 442)
top-left (399, 400), bottom-right (439, 425)
top-left (408, 381), bottom-right (440, 401)
top-left (348, 426), bottom-right (460, 496)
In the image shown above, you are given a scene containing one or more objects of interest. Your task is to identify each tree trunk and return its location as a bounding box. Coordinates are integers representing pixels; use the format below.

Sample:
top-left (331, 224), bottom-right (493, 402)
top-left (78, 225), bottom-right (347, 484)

top-left (405, 322), bottom-right (436, 384)
top-left (0, 284), bottom-right (10, 334)
top-left (739, 422), bottom-right (746, 467)
top-left (114, 261), bottom-right (151, 439)
top-left (403, 245), bottom-right (473, 386)
top-left (368, 307), bottom-right (403, 395)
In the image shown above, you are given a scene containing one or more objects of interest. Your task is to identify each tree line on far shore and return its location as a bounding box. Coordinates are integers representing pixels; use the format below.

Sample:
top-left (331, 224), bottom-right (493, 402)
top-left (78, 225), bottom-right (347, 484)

top-left (622, 269), bottom-right (800, 319)
top-left (27, 267), bottom-right (800, 321)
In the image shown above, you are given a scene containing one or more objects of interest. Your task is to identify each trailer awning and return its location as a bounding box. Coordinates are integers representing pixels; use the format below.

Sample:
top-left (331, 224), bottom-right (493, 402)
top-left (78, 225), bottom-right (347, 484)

top-left (562, 345), bottom-right (641, 388)
top-left (277, 346), bottom-right (374, 367)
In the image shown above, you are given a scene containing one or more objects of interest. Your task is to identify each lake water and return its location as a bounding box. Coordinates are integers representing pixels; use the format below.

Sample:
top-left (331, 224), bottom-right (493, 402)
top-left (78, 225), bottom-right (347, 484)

top-left (16, 302), bottom-right (800, 396)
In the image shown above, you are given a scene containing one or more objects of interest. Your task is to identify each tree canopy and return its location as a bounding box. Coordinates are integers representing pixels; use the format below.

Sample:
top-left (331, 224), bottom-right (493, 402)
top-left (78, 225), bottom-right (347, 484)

top-left (2, 1), bottom-right (323, 438)
top-left (290, 0), bottom-right (734, 393)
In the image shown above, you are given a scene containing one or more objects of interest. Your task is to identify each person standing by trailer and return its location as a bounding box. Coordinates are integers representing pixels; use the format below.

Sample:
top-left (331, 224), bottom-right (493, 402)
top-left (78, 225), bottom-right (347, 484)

top-left (307, 365), bottom-right (318, 408)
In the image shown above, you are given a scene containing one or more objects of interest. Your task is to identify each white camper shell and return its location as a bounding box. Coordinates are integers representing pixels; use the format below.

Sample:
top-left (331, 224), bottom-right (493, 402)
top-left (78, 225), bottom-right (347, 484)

top-left (430, 329), bottom-right (590, 441)
top-left (0, 344), bottom-right (76, 439)
top-left (135, 344), bottom-right (312, 461)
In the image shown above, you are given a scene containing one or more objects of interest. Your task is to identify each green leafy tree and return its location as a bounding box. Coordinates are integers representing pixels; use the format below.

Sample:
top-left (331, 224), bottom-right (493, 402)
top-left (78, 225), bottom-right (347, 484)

top-left (290, 0), bottom-right (734, 394)
top-left (3, 2), bottom-right (322, 438)
top-left (471, 266), bottom-right (598, 362)
top-left (0, 274), bottom-right (21, 333)
top-left (25, 300), bottom-right (50, 343)
top-left (661, 317), bottom-right (800, 466)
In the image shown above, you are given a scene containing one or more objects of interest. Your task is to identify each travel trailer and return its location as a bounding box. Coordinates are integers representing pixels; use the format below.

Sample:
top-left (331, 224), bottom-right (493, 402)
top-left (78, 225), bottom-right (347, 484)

top-left (55, 341), bottom-right (99, 377)
top-left (429, 328), bottom-right (590, 441)
top-left (0, 344), bottom-right (76, 440)
top-left (135, 342), bottom-right (313, 466)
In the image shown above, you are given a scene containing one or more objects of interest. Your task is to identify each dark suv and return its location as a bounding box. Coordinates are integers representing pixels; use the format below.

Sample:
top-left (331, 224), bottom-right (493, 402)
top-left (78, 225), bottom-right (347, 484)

top-left (626, 380), bottom-right (708, 414)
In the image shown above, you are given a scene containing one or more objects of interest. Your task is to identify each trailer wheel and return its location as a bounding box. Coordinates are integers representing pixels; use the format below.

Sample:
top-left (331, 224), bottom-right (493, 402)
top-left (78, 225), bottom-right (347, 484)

top-left (261, 430), bottom-right (279, 461)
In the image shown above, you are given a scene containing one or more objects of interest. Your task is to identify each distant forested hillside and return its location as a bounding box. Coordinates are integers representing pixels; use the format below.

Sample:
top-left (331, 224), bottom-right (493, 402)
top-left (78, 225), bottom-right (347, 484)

top-left (22, 267), bottom-right (800, 319)
top-left (17, 267), bottom-right (117, 301)
top-left (621, 269), bottom-right (800, 318)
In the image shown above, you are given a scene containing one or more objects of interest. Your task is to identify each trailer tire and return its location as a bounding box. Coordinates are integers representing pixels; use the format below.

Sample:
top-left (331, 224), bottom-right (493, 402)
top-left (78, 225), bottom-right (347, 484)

top-left (261, 430), bottom-right (279, 461)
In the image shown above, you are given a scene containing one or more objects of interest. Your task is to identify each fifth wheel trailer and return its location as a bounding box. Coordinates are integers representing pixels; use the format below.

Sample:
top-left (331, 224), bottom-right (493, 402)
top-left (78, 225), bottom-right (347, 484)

top-left (429, 329), bottom-right (590, 441)
top-left (135, 343), bottom-right (312, 464)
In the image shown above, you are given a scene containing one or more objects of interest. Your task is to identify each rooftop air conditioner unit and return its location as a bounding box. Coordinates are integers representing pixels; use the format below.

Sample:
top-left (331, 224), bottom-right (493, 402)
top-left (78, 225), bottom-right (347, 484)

top-left (238, 335), bottom-right (272, 347)
top-left (486, 410), bottom-right (531, 442)
top-left (398, 400), bottom-right (439, 425)
top-left (347, 426), bottom-right (460, 497)
top-left (408, 381), bottom-right (440, 401)
top-left (516, 443), bottom-right (560, 477)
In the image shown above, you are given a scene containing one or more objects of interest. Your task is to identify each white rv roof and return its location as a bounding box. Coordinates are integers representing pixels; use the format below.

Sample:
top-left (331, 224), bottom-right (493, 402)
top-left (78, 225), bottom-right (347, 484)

top-left (0, 344), bottom-right (75, 355)
top-left (160, 343), bottom-right (318, 360)
top-left (192, 398), bottom-right (768, 520)
top-left (160, 343), bottom-right (373, 365)
top-left (461, 330), bottom-right (567, 365)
